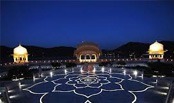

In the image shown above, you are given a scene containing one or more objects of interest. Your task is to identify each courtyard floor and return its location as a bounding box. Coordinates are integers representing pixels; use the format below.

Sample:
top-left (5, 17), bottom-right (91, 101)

top-left (8, 66), bottom-right (170, 103)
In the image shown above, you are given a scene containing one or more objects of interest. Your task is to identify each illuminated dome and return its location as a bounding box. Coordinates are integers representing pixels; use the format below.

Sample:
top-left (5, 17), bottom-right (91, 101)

top-left (149, 41), bottom-right (164, 54)
top-left (74, 42), bottom-right (102, 63)
top-left (13, 45), bottom-right (28, 63)
top-left (74, 42), bottom-right (101, 55)
top-left (148, 41), bottom-right (165, 60)
top-left (14, 44), bottom-right (28, 55)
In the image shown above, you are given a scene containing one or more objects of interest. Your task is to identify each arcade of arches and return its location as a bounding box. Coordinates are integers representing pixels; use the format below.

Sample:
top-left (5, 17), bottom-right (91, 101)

top-left (74, 42), bottom-right (102, 63)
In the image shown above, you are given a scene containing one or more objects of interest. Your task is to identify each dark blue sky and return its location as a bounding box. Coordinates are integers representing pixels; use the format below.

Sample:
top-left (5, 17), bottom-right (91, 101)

top-left (1, 1), bottom-right (174, 49)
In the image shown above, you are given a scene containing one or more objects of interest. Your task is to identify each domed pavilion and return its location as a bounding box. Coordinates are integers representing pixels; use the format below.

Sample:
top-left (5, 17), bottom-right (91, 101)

top-left (148, 41), bottom-right (165, 60)
top-left (74, 42), bottom-right (102, 63)
top-left (13, 44), bottom-right (29, 63)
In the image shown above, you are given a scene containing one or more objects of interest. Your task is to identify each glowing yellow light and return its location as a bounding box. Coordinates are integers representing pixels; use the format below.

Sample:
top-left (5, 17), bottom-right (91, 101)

top-left (13, 44), bottom-right (28, 63)
top-left (148, 41), bottom-right (165, 59)
top-left (149, 41), bottom-right (164, 54)
top-left (14, 45), bottom-right (28, 55)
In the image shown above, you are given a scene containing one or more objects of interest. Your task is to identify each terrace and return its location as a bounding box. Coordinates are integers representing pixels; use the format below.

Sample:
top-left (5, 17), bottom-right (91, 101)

top-left (4, 65), bottom-right (173, 103)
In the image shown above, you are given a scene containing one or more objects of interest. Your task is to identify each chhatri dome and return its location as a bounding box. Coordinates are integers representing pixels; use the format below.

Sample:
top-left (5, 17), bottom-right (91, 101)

top-left (74, 41), bottom-right (102, 63)
top-left (14, 44), bottom-right (28, 55)
top-left (13, 44), bottom-right (28, 63)
top-left (148, 41), bottom-right (165, 59)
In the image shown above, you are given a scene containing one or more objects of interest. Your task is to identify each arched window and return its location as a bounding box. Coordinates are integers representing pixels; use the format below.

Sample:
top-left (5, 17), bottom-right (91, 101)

top-left (86, 55), bottom-right (90, 59)
top-left (81, 55), bottom-right (85, 59)
top-left (91, 55), bottom-right (95, 59)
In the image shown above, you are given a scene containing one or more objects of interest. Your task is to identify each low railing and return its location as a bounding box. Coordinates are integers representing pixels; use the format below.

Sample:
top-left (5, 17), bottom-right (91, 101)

top-left (1, 58), bottom-right (173, 67)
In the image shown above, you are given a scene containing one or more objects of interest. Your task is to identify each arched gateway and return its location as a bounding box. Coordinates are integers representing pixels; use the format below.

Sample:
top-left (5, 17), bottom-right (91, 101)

top-left (74, 42), bottom-right (102, 63)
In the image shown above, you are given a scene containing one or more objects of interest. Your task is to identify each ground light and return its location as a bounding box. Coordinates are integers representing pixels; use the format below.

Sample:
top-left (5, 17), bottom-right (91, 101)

top-left (155, 91), bottom-right (167, 95)
top-left (40, 73), bottom-right (43, 77)
top-left (93, 67), bottom-right (96, 73)
top-left (156, 79), bottom-right (158, 84)
top-left (123, 70), bottom-right (126, 75)
top-left (33, 75), bottom-right (35, 82)
top-left (9, 95), bottom-right (19, 99)
top-left (172, 98), bottom-right (174, 103)
top-left (50, 71), bottom-right (53, 77)
top-left (101, 67), bottom-right (105, 72)
top-left (141, 73), bottom-right (144, 80)
top-left (80, 67), bottom-right (83, 73)
top-left (8, 90), bottom-right (14, 93)
top-left (64, 69), bottom-right (67, 74)
top-left (18, 82), bottom-right (22, 89)
top-left (109, 68), bottom-right (112, 73)
top-left (133, 70), bottom-right (138, 77)
top-left (159, 86), bottom-right (169, 90)
top-left (0, 98), bottom-right (2, 103)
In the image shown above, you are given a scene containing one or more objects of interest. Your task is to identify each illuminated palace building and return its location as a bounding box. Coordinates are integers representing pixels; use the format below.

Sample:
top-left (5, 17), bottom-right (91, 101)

top-left (74, 42), bottom-right (102, 63)
top-left (148, 41), bottom-right (165, 60)
top-left (10, 41), bottom-right (167, 64)
top-left (12, 44), bottom-right (29, 63)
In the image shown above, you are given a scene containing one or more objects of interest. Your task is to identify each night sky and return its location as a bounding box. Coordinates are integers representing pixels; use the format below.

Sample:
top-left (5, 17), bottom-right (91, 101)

top-left (1, 1), bottom-right (174, 49)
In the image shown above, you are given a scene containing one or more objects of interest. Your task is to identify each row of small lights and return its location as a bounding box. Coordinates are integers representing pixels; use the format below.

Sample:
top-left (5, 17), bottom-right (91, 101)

top-left (30, 60), bottom-right (76, 63)
top-left (100, 58), bottom-right (143, 62)
top-left (1, 58), bottom-right (173, 66)
top-left (31, 66), bottom-right (168, 82)
top-left (1, 60), bottom-right (76, 66)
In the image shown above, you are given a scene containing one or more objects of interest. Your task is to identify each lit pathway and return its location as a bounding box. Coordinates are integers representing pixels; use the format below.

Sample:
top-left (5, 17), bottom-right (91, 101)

top-left (9, 66), bottom-right (169, 103)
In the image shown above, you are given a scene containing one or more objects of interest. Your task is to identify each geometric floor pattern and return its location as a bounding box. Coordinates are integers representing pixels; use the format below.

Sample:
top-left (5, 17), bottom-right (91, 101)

top-left (9, 66), bottom-right (168, 103)
top-left (17, 67), bottom-right (167, 103)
